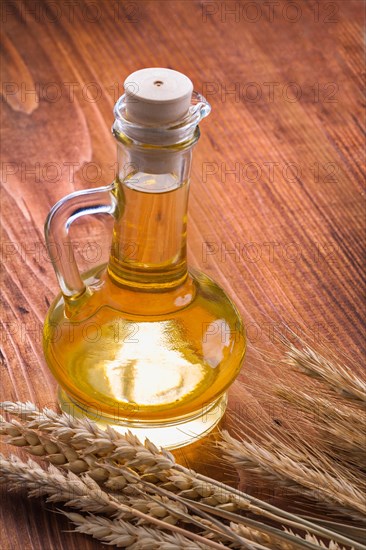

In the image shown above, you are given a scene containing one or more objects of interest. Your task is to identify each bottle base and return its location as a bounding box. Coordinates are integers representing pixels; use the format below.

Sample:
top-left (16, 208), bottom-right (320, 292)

top-left (58, 388), bottom-right (227, 450)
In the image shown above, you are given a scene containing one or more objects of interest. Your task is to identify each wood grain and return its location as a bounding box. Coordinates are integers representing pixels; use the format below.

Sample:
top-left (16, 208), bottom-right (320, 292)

top-left (1, 0), bottom-right (365, 548)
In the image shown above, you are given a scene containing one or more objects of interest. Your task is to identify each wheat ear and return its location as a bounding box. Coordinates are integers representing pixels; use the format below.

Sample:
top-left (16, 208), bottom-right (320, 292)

top-left (119, 470), bottom-right (332, 550)
top-left (276, 387), bottom-right (366, 469)
top-left (0, 453), bottom-right (239, 550)
top-left (1, 403), bottom-right (361, 550)
top-left (283, 529), bottom-right (352, 550)
top-left (0, 419), bottom-right (300, 549)
top-left (222, 429), bottom-right (366, 522)
top-left (61, 510), bottom-right (222, 549)
top-left (282, 342), bottom-right (366, 405)
top-left (0, 453), bottom-right (338, 550)
top-left (233, 524), bottom-right (352, 550)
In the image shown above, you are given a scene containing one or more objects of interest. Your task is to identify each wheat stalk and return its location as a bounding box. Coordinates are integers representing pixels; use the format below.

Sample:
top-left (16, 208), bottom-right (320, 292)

top-left (280, 340), bottom-right (366, 405)
top-left (0, 402), bottom-right (176, 472)
top-left (276, 387), bottom-right (366, 469)
top-left (119, 471), bottom-right (331, 550)
top-left (0, 411), bottom-right (250, 513)
top-left (0, 453), bottom-right (240, 550)
top-left (276, 388), bottom-right (365, 446)
top-left (1, 404), bottom-right (360, 549)
top-left (225, 412), bottom-right (364, 495)
top-left (222, 429), bottom-right (366, 522)
top-left (180, 499), bottom-right (330, 550)
top-left (283, 530), bottom-right (352, 550)
top-left (0, 452), bottom-right (346, 550)
top-left (61, 510), bottom-right (217, 549)
top-left (233, 524), bottom-right (353, 550)
top-left (0, 417), bottom-right (315, 549)
top-left (222, 335), bottom-right (366, 526)
top-left (0, 410), bottom-right (331, 543)
top-left (0, 453), bottom-right (176, 521)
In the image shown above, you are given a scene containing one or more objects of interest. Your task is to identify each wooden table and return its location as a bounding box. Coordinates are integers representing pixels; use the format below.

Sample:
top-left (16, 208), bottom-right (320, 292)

top-left (1, 0), bottom-right (364, 547)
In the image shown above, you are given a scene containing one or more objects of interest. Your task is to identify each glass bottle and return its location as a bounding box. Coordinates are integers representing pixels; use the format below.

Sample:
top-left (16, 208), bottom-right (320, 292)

top-left (43, 68), bottom-right (246, 449)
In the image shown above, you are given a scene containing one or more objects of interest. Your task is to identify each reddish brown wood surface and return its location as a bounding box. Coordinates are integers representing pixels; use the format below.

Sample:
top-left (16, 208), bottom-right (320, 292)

top-left (1, 0), bottom-right (365, 548)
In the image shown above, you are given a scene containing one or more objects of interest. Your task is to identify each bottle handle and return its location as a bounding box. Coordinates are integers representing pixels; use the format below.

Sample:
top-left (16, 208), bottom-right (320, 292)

top-left (44, 183), bottom-right (116, 299)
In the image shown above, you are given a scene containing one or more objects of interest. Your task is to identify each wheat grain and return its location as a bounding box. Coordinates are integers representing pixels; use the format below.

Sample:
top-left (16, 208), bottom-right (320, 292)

top-left (2, 332), bottom-right (365, 550)
top-left (0, 413), bottom-right (246, 513)
top-left (0, 402), bottom-right (176, 472)
top-left (0, 405), bottom-right (299, 521)
top-left (0, 453), bottom-right (326, 550)
top-left (276, 388), bottom-right (365, 445)
top-left (222, 431), bottom-right (366, 521)
top-left (1, 403), bottom-right (361, 549)
top-left (0, 411), bottom-right (259, 545)
top-left (0, 453), bottom-right (237, 550)
top-left (179, 499), bottom-right (327, 550)
top-left (276, 387), bottom-right (366, 469)
top-left (281, 341), bottom-right (366, 405)
top-left (122, 472), bottom-right (328, 550)
top-left (283, 529), bottom-right (353, 550)
top-left (231, 523), bottom-right (336, 550)
top-left (223, 336), bottom-right (366, 524)
top-left (61, 510), bottom-right (212, 549)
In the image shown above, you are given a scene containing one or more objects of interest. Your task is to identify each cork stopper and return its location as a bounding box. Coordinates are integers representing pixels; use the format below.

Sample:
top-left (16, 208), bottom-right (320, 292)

top-left (124, 68), bottom-right (194, 125)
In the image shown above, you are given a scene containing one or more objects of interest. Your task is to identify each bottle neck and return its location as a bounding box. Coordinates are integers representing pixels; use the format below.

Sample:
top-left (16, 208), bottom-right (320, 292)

top-left (107, 138), bottom-right (195, 291)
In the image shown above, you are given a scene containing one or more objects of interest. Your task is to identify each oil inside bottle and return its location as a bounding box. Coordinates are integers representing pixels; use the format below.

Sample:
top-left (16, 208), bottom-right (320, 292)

top-left (44, 173), bottom-right (246, 448)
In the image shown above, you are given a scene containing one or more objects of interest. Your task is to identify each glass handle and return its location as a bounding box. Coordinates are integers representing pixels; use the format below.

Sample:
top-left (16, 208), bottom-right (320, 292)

top-left (44, 183), bottom-right (116, 299)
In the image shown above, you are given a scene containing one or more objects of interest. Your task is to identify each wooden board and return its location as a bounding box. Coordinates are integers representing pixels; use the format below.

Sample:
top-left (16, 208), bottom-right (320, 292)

top-left (1, 0), bottom-right (364, 547)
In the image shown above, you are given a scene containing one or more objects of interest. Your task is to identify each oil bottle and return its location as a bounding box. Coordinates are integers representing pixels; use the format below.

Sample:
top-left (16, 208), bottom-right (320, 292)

top-left (43, 68), bottom-right (246, 449)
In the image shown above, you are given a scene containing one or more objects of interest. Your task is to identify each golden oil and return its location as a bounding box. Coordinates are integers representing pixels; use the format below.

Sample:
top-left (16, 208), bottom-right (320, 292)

top-left (43, 69), bottom-right (246, 448)
top-left (44, 176), bottom-right (245, 447)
